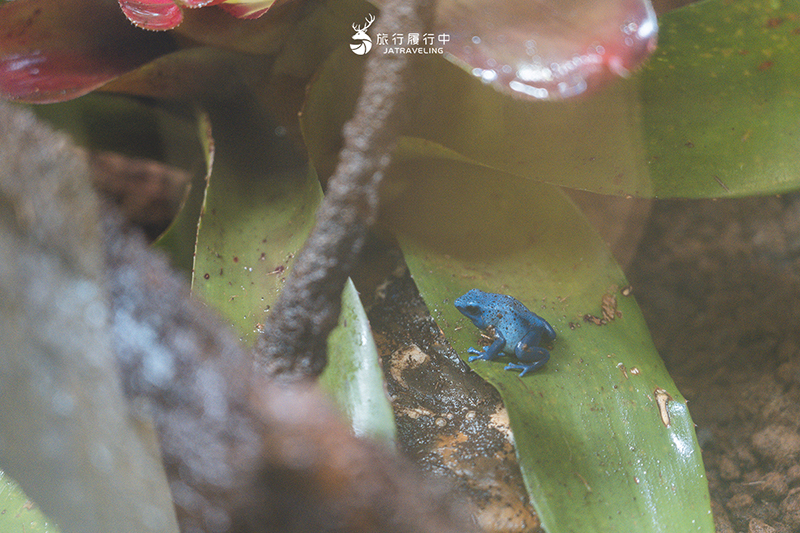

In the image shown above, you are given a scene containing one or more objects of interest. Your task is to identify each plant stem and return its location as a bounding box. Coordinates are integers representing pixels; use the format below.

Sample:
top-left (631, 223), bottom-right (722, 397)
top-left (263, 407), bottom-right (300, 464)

top-left (255, 0), bottom-right (436, 378)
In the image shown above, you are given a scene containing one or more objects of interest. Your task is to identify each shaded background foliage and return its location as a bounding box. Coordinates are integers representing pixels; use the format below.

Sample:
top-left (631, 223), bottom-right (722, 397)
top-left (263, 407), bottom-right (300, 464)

top-left (2, 0), bottom-right (800, 531)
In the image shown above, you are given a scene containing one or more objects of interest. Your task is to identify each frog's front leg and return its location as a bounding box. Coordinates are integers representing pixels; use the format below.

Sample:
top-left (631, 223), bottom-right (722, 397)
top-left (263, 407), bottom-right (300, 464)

top-left (467, 332), bottom-right (506, 362)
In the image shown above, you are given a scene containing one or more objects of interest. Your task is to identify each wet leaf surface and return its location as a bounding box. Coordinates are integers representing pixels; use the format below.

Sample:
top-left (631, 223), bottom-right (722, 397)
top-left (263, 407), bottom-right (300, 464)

top-left (304, 48), bottom-right (652, 194)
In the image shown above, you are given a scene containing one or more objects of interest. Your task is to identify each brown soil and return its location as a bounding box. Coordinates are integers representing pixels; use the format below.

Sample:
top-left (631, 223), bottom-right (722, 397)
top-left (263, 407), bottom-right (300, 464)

top-left (625, 194), bottom-right (800, 533)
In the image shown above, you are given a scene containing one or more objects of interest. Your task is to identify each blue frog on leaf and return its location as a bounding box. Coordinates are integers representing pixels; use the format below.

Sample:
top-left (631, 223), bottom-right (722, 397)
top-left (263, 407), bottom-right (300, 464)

top-left (455, 289), bottom-right (556, 376)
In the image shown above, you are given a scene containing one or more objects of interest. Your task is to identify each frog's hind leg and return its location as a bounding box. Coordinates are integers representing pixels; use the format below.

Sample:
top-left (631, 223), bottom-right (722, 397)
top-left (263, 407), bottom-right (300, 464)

top-left (506, 343), bottom-right (550, 376)
top-left (505, 354), bottom-right (549, 376)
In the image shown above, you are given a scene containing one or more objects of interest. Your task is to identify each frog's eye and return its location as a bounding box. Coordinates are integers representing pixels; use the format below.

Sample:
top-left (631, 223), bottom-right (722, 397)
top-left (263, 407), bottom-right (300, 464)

top-left (464, 305), bottom-right (482, 316)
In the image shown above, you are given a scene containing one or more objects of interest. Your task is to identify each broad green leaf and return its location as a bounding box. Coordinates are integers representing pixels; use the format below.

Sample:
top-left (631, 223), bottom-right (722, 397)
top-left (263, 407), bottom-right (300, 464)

top-left (306, 0), bottom-right (800, 199)
top-left (381, 157), bottom-right (713, 533)
top-left (639, 0), bottom-right (800, 197)
top-left (191, 105), bottom-right (321, 345)
top-left (303, 47), bottom-right (653, 195)
top-left (321, 278), bottom-right (397, 446)
top-left (191, 104), bottom-right (394, 440)
top-left (270, 0), bottom-right (373, 80)
top-left (0, 471), bottom-right (59, 533)
top-left (101, 47), bottom-right (270, 103)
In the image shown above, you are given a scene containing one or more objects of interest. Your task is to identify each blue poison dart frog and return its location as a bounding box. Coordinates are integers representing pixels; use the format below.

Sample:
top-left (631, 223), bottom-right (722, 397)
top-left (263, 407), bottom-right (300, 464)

top-left (454, 289), bottom-right (556, 376)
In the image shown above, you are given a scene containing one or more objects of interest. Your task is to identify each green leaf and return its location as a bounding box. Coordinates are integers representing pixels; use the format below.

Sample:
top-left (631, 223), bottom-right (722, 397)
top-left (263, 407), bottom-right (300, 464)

top-left (381, 157), bottom-right (713, 533)
top-left (321, 278), bottom-right (397, 446)
top-left (191, 104), bottom-right (321, 345)
top-left (191, 103), bottom-right (394, 441)
top-left (306, 0), bottom-right (800, 199)
top-left (154, 110), bottom-right (214, 276)
top-left (101, 47), bottom-right (270, 102)
top-left (0, 471), bottom-right (60, 533)
top-left (23, 94), bottom-right (201, 170)
top-left (270, 0), bottom-right (375, 80)
top-left (303, 47), bottom-right (653, 195)
top-left (639, 0), bottom-right (800, 197)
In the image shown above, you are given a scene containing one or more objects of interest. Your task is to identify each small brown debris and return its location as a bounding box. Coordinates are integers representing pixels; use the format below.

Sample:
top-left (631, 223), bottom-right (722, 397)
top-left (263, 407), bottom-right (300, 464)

top-left (747, 518), bottom-right (776, 533)
top-left (787, 464), bottom-right (800, 485)
top-left (654, 387), bottom-right (672, 427)
top-left (780, 487), bottom-right (800, 530)
top-left (756, 472), bottom-right (788, 501)
top-left (727, 492), bottom-right (754, 513)
top-left (582, 314), bottom-right (606, 326)
top-left (712, 500), bottom-right (736, 533)
top-left (601, 293), bottom-right (618, 322)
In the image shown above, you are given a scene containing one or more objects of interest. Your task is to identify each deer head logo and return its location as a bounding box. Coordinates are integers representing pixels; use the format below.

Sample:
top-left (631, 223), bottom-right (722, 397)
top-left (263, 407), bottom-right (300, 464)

top-left (350, 13), bottom-right (375, 56)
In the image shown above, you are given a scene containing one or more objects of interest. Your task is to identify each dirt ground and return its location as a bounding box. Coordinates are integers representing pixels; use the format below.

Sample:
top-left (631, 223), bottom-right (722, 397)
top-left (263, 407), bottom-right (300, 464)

top-left (624, 193), bottom-right (800, 533)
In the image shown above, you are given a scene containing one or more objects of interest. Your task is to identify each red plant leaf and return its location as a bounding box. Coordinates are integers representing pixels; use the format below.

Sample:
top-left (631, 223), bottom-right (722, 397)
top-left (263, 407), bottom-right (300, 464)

top-left (437, 0), bottom-right (658, 100)
top-left (0, 0), bottom-right (176, 103)
top-left (175, 0), bottom-right (226, 8)
top-left (118, 0), bottom-right (184, 30)
top-left (219, 0), bottom-right (277, 19)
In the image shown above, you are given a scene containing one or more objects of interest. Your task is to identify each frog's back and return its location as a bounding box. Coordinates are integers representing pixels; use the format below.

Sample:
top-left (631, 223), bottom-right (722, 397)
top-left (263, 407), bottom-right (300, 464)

top-left (500, 295), bottom-right (556, 345)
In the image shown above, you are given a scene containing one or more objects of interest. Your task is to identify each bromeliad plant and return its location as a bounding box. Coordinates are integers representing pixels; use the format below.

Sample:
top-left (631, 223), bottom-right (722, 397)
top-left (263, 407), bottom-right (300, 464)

top-left (2, 0), bottom-right (800, 531)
